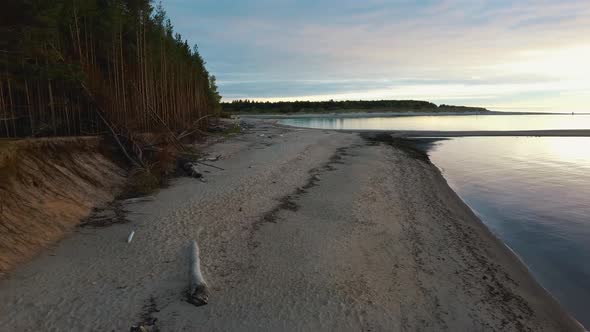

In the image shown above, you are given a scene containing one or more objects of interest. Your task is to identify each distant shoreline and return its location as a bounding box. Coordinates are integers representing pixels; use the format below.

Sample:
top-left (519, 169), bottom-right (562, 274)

top-left (263, 112), bottom-right (590, 137)
top-left (238, 110), bottom-right (570, 119)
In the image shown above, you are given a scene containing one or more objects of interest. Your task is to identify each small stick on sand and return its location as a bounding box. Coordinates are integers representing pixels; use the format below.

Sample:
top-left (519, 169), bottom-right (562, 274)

top-left (195, 161), bottom-right (224, 171)
top-left (188, 240), bottom-right (209, 306)
top-left (122, 196), bottom-right (155, 205)
top-left (127, 231), bottom-right (135, 243)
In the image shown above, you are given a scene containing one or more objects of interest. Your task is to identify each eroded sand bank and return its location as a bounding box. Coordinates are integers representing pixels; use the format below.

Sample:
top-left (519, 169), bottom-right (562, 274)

top-left (0, 121), bottom-right (583, 331)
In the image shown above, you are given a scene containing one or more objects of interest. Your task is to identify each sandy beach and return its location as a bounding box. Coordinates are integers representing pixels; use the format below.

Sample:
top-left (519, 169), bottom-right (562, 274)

top-left (0, 120), bottom-right (584, 331)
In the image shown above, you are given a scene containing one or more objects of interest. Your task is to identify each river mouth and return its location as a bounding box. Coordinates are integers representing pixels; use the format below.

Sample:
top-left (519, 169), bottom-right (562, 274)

top-left (281, 115), bottom-right (590, 328)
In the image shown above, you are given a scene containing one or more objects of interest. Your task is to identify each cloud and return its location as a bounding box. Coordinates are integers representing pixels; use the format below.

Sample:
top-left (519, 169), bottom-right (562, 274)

top-left (161, 0), bottom-right (590, 110)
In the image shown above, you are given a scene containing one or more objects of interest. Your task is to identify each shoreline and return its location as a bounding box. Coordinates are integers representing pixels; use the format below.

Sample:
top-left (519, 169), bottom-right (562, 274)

top-left (237, 110), bottom-right (571, 119)
top-left (0, 120), bottom-right (584, 331)
top-left (271, 118), bottom-right (590, 138)
top-left (364, 132), bottom-right (586, 329)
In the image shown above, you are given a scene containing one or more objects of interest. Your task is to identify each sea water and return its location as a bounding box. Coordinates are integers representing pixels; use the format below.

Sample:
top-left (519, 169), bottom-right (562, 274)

top-left (429, 137), bottom-right (590, 328)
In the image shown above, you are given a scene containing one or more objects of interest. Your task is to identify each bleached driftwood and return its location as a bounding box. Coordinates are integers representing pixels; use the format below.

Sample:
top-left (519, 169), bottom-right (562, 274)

top-left (127, 231), bottom-right (135, 243)
top-left (188, 240), bottom-right (209, 306)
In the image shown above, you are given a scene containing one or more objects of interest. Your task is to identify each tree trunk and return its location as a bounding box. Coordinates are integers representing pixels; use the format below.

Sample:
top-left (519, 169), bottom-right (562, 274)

top-left (0, 79), bottom-right (9, 137)
top-left (24, 80), bottom-right (34, 136)
top-left (48, 80), bottom-right (56, 135)
top-left (7, 78), bottom-right (16, 136)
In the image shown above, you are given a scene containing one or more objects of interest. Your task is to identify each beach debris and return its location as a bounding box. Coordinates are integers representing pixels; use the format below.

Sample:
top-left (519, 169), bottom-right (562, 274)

top-left (130, 322), bottom-right (159, 332)
top-left (188, 240), bottom-right (209, 306)
top-left (199, 161), bottom-right (224, 171)
top-left (183, 162), bottom-right (203, 178)
top-left (122, 196), bottom-right (156, 205)
top-left (197, 154), bottom-right (221, 162)
top-left (239, 120), bottom-right (255, 129)
top-left (127, 231), bottom-right (135, 243)
top-left (131, 297), bottom-right (160, 332)
top-left (81, 201), bottom-right (129, 227)
top-left (207, 124), bottom-right (225, 132)
top-left (178, 155), bottom-right (223, 176)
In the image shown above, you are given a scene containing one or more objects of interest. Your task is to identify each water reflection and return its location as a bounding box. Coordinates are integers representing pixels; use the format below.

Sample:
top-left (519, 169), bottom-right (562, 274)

top-left (281, 114), bottom-right (590, 131)
top-left (428, 137), bottom-right (590, 328)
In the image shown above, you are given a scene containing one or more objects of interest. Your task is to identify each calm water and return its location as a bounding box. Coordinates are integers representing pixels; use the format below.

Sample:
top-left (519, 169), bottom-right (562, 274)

top-left (429, 137), bottom-right (590, 328)
top-left (280, 114), bottom-right (590, 131)
top-left (282, 114), bottom-right (590, 327)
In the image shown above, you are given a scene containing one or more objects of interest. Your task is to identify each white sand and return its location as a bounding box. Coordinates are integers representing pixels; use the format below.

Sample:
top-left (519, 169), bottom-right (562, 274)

top-left (0, 121), bottom-right (583, 331)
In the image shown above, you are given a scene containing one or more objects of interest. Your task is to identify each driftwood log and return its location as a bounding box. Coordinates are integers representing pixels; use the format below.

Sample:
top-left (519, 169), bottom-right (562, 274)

top-left (188, 240), bottom-right (209, 306)
top-left (183, 162), bottom-right (203, 178)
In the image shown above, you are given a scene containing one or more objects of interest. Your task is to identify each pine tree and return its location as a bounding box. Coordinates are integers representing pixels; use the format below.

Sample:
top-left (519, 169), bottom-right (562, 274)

top-left (0, 0), bottom-right (221, 137)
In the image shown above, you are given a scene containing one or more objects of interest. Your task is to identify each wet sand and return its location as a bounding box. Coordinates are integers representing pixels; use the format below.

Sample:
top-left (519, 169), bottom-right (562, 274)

top-left (0, 121), bottom-right (584, 331)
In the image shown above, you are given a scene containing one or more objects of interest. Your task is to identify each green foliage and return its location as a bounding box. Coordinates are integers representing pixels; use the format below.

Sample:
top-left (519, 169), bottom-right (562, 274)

top-left (222, 99), bottom-right (489, 114)
top-left (208, 75), bottom-right (222, 113)
top-left (0, 0), bottom-right (221, 137)
top-left (222, 123), bottom-right (241, 136)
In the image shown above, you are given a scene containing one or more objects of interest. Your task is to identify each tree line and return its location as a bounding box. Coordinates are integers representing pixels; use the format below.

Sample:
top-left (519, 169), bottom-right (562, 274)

top-left (223, 100), bottom-right (489, 114)
top-left (0, 0), bottom-right (221, 138)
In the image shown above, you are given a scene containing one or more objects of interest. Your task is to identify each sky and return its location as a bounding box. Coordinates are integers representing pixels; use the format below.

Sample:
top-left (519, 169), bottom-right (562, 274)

top-left (161, 0), bottom-right (590, 111)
